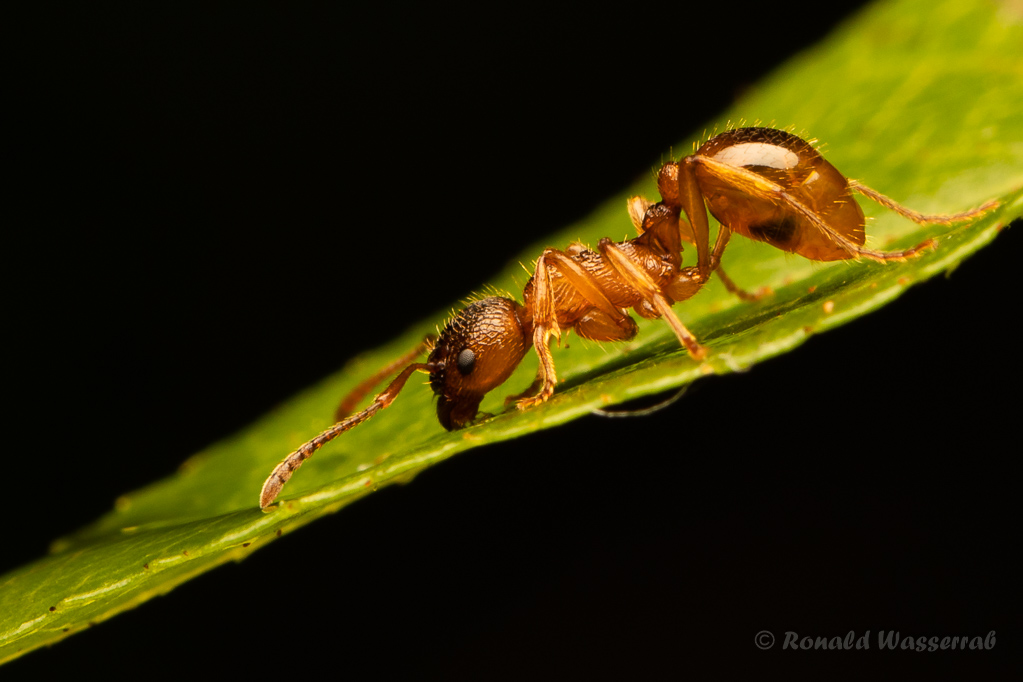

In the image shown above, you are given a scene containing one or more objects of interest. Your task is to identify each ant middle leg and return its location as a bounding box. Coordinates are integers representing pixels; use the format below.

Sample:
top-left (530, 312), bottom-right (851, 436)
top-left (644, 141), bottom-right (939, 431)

top-left (706, 223), bottom-right (773, 301)
top-left (631, 193), bottom-right (767, 302)
top-left (598, 239), bottom-right (707, 360)
top-left (715, 264), bottom-right (772, 302)
top-left (653, 162), bottom-right (765, 301)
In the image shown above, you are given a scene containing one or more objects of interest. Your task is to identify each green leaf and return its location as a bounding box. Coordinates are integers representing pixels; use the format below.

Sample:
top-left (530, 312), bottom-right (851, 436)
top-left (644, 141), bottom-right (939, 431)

top-left (2, 0), bottom-right (1021, 664)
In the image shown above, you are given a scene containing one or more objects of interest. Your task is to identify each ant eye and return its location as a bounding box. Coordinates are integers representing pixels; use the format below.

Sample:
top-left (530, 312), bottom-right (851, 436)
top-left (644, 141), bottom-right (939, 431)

top-left (456, 348), bottom-right (476, 375)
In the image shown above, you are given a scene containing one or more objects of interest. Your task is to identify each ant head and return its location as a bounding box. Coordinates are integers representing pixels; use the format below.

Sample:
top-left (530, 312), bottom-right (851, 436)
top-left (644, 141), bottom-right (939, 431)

top-left (429, 296), bottom-right (532, 430)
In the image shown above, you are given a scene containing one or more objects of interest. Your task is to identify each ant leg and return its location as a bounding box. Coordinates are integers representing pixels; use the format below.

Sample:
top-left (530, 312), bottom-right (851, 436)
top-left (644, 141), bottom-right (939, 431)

top-left (627, 195), bottom-right (651, 233)
top-left (716, 265), bottom-right (770, 301)
top-left (516, 249), bottom-right (639, 410)
top-left (599, 240), bottom-right (707, 360)
top-left (335, 335), bottom-right (436, 421)
top-left (708, 224), bottom-right (771, 301)
top-left (655, 186), bottom-right (764, 302)
top-left (709, 221), bottom-right (732, 271)
top-left (508, 301), bottom-right (640, 408)
top-left (849, 180), bottom-right (999, 225)
top-left (677, 158), bottom-right (712, 276)
top-left (260, 361), bottom-right (431, 508)
top-left (517, 250), bottom-right (562, 410)
top-left (504, 370), bottom-right (544, 407)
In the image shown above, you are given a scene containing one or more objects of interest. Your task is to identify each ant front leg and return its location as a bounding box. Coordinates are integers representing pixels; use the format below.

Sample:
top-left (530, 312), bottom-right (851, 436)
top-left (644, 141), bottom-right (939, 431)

top-left (517, 250), bottom-right (562, 410)
top-left (516, 248), bottom-right (640, 410)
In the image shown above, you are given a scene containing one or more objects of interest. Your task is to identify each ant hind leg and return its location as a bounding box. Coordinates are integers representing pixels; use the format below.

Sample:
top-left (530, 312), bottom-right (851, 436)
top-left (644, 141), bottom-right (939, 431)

top-left (849, 180), bottom-right (999, 226)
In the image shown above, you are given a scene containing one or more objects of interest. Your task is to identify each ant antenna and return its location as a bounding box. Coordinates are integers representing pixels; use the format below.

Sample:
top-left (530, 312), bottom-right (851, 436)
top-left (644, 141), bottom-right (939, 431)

top-left (260, 360), bottom-right (432, 508)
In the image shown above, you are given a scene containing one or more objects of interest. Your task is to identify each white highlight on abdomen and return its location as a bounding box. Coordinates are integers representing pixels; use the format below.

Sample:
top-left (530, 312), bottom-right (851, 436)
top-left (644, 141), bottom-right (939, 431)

top-left (712, 142), bottom-right (799, 169)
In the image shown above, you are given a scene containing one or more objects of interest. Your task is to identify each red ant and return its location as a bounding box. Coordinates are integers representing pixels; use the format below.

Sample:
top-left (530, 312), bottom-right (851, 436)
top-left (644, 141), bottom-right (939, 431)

top-left (259, 126), bottom-right (997, 508)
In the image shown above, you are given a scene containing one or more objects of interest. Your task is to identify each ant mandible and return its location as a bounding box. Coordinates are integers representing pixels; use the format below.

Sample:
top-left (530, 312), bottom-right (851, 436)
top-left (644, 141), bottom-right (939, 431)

top-left (259, 126), bottom-right (996, 508)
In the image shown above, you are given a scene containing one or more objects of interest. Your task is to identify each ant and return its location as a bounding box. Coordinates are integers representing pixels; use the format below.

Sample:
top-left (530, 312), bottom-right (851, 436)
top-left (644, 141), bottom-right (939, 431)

top-left (259, 126), bottom-right (997, 508)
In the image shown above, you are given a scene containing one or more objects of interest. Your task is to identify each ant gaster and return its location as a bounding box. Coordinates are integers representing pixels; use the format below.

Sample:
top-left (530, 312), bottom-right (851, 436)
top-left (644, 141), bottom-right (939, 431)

top-left (260, 126), bottom-right (996, 508)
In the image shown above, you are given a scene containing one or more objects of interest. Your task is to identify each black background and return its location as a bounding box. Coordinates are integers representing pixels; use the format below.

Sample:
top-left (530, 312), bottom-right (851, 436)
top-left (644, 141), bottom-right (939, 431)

top-left (7, 2), bottom-right (1019, 679)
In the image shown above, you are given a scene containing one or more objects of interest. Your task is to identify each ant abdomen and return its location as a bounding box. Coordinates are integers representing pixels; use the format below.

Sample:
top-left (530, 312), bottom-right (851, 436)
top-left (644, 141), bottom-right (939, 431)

top-left (692, 127), bottom-right (865, 261)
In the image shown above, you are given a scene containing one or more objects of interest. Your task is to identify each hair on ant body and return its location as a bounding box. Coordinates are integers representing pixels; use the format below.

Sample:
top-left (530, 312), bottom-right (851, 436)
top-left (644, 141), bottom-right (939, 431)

top-left (259, 126), bottom-right (996, 508)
